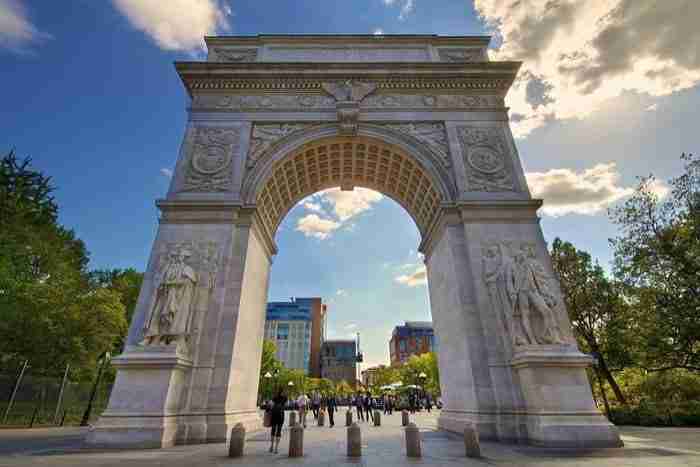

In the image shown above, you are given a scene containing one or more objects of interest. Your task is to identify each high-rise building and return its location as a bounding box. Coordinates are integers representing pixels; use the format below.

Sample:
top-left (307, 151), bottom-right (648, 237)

top-left (320, 339), bottom-right (357, 383)
top-left (389, 321), bottom-right (437, 366)
top-left (264, 297), bottom-right (327, 376)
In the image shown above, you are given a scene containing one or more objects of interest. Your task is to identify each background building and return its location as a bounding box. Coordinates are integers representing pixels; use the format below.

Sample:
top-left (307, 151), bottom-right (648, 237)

top-left (320, 339), bottom-right (357, 383)
top-left (389, 321), bottom-right (436, 366)
top-left (264, 297), bottom-right (327, 376)
top-left (361, 365), bottom-right (387, 388)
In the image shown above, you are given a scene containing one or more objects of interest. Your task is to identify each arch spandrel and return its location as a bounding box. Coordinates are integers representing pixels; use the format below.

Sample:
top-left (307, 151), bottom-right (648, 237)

top-left (248, 133), bottom-right (450, 239)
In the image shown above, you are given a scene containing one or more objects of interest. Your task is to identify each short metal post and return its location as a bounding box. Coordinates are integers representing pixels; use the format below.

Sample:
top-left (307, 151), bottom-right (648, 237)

top-left (373, 410), bottom-right (381, 426)
top-left (347, 422), bottom-right (361, 457)
top-left (405, 422), bottom-right (422, 458)
top-left (317, 410), bottom-right (325, 426)
top-left (401, 409), bottom-right (409, 426)
top-left (464, 424), bottom-right (481, 458)
top-left (228, 423), bottom-right (246, 458)
top-left (289, 411), bottom-right (297, 427)
top-left (29, 405), bottom-right (39, 428)
top-left (345, 409), bottom-right (353, 426)
top-left (289, 423), bottom-right (304, 457)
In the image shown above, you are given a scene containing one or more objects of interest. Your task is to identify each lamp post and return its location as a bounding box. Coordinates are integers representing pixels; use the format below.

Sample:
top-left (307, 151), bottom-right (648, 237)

top-left (418, 372), bottom-right (428, 403)
top-left (288, 380), bottom-right (295, 398)
top-left (80, 351), bottom-right (111, 426)
top-left (264, 371), bottom-right (273, 403)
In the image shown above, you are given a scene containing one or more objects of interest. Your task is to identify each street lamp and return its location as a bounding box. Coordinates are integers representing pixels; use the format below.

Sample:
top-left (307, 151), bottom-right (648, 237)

top-left (418, 372), bottom-right (428, 402)
top-left (264, 372), bottom-right (273, 402)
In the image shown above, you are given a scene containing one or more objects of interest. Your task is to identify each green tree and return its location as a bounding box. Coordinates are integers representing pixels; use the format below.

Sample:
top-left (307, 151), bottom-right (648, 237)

top-left (258, 340), bottom-right (282, 399)
top-left (0, 151), bottom-right (127, 380)
top-left (335, 379), bottom-right (353, 399)
top-left (610, 153), bottom-right (700, 372)
top-left (399, 353), bottom-right (441, 396)
top-left (550, 238), bottom-right (633, 405)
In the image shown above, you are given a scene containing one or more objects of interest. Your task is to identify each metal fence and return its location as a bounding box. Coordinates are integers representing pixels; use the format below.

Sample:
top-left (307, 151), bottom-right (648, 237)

top-left (0, 362), bottom-right (113, 427)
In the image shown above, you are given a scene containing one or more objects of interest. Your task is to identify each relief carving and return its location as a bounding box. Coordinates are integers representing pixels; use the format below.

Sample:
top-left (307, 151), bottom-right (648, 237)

top-left (361, 94), bottom-right (499, 109)
top-left (265, 47), bottom-right (428, 62)
top-left (438, 48), bottom-right (484, 62)
top-left (381, 123), bottom-right (450, 166)
top-left (247, 123), bottom-right (315, 168)
top-left (322, 80), bottom-right (378, 135)
top-left (142, 242), bottom-right (220, 347)
top-left (182, 127), bottom-right (239, 192)
top-left (483, 242), bottom-right (565, 348)
top-left (457, 126), bottom-right (516, 192)
top-left (212, 47), bottom-right (257, 62)
top-left (211, 94), bottom-right (336, 110)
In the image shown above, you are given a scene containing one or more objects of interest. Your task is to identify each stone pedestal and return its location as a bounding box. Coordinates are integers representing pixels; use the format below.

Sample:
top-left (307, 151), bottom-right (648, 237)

top-left (464, 425), bottom-right (480, 458)
top-left (511, 346), bottom-right (623, 448)
top-left (289, 424), bottom-right (304, 457)
top-left (401, 410), bottom-right (409, 427)
top-left (405, 423), bottom-right (422, 458)
top-left (228, 423), bottom-right (245, 458)
top-left (345, 410), bottom-right (352, 427)
top-left (347, 422), bottom-right (361, 457)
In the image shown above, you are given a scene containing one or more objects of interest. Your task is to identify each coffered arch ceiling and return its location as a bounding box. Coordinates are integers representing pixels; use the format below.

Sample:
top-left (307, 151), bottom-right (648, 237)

top-left (255, 135), bottom-right (446, 239)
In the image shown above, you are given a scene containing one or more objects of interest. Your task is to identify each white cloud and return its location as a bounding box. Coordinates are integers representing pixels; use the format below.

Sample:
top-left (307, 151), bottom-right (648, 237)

top-left (399, 0), bottom-right (414, 20)
top-left (646, 103), bottom-right (658, 112)
top-left (111, 0), bottom-right (232, 51)
top-left (344, 323), bottom-right (358, 330)
top-left (336, 289), bottom-right (348, 297)
top-left (0, 0), bottom-right (51, 53)
top-left (395, 264), bottom-right (427, 287)
top-left (320, 188), bottom-right (383, 221)
top-left (526, 163), bottom-right (637, 216)
top-left (475, 0), bottom-right (700, 137)
top-left (295, 214), bottom-right (341, 240)
top-left (295, 188), bottom-right (383, 240)
top-left (373, 28), bottom-right (384, 36)
top-left (160, 168), bottom-right (173, 178)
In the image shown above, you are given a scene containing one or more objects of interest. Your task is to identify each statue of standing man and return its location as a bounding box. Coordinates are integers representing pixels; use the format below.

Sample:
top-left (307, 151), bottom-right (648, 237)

top-left (142, 247), bottom-right (198, 345)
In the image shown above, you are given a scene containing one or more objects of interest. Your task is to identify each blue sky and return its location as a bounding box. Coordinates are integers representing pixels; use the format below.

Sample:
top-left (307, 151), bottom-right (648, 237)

top-left (1, 1), bottom-right (698, 368)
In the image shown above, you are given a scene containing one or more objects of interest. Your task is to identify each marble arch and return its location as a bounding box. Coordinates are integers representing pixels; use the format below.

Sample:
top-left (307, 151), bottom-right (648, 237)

top-left (88, 35), bottom-right (622, 449)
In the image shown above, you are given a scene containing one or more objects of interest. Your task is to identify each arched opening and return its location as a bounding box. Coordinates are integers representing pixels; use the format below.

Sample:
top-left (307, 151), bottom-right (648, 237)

top-left (254, 135), bottom-right (445, 241)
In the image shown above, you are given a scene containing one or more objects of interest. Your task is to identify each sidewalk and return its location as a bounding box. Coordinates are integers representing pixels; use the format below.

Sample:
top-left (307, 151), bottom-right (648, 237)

top-left (0, 410), bottom-right (698, 467)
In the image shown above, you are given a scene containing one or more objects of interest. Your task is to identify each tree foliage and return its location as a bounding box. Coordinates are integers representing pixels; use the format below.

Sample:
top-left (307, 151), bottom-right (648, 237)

top-left (0, 151), bottom-right (127, 380)
top-left (610, 153), bottom-right (700, 372)
top-left (550, 238), bottom-right (634, 404)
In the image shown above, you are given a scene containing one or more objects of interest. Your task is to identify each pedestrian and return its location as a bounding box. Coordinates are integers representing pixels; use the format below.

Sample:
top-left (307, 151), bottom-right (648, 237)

top-left (426, 396), bottom-right (432, 413)
top-left (387, 395), bottom-right (394, 415)
top-left (327, 393), bottom-right (337, 427)
top-left (269, 391), bottom-right (287, 454)
top-left (363, 392), bottom-right (374, 423)
top-left (354, 393), bottom-right (365, 422)
top-left (297, 392), bottom-right (309, 428)
top-left (311, 391), bottom-right (321, 420)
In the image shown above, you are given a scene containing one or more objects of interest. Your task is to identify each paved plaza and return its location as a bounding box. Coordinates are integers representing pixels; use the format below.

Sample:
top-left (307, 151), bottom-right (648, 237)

top-left (1, 411), bottom-right (698, 467)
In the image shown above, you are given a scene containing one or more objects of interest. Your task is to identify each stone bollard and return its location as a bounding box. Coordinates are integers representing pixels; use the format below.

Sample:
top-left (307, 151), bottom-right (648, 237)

top-left (345, 409), bottom-right (353, 427)
top-left (401, 410), bottom-right (409, 426)
top-left (318, 410), bottom-right (325, 427)
top-left (289, 423), bottom-right (304, 458)
top-left (464, 424), bottom-right (481, 458)
top-left (289, 411), bottom-right (297, 427)
top-left (347, 422), bottom-right (362, 457)
top-left (263, 410), bottom-right (272, 427)
top-left (373, 410), bottom-right (381, 427)
top-left (228, 423), bottom-right (246, 458)
top-left (405, 422), bottom-right (422, 458)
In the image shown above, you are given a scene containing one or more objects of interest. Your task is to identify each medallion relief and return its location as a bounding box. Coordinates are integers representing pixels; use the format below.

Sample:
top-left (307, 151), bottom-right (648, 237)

top-left (141, 241), bottom-right (220, 348)
top-left (182, 127), bottom-right (239, 192)
top-left (456, 126), bottom-right (516, 192)
top-left (482, 241), bottom-right (566, 348)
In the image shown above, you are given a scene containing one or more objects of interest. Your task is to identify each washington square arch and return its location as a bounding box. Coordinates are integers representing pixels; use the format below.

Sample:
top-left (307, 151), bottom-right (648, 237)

top-left (87, 35), bottom-right (623, 449)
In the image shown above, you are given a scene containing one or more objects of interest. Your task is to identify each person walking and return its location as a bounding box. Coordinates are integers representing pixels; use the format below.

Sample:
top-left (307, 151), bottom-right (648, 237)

top-left (297, 392), bottom-right (309, 428)
top-left (326, 394), bottom-right (337, 427)
top-left (354, 393), bottom-right (365, 422)
top-left (269, 391), bottom-right (287, 454)
top-left (363, 393), bottom-right (374, 423)
top-left (311, 391), bottom-right (321, 420)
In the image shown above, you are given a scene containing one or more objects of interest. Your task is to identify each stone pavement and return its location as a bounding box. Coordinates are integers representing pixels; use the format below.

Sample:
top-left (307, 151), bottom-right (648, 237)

top-left (1, 410), bottom-right (699, 467)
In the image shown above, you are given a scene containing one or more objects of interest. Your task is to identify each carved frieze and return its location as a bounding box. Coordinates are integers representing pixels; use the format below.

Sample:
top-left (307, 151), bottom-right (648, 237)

top-left (362, 94), bottom-right (501, 109)
top-left (212, 47), bottom-right (258, 62)
top-left (438, 48), bottom-right (484, 62)
top-left (191, 93), bottom-right (502, 111)
top-left (482, 241), bottom-right (566, 349)
top-left (142, 241), bottom-right (220, 348)
top-left (182, 127), bottom-right (239, 192)
top-left (381, 123), bottom-right (450, 166)
top-left (456, 126), bottom-right (516, 192)
top-left (247, 123), bottom-right (315, 168)
top-left (264, 47), bottom-right (429, 62)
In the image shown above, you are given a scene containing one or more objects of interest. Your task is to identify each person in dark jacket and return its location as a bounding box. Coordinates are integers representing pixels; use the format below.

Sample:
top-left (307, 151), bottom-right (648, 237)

top-left (354, 393), bottom-right (365, 421)
top-left (269, 391), bottom-right (287, 454)
top-left (363, 393), bottom-right (374, 423)
top-left (326, 394), bottom-right (338, 427)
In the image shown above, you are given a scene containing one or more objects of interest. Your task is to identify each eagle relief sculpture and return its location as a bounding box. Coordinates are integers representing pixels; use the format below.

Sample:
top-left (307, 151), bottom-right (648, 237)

top-left (142, 246), bottom-right (198, 345)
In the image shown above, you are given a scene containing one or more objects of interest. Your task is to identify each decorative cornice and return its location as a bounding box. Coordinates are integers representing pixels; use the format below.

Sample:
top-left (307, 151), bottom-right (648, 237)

top-left (175, 62), bottom-right (521, 97)
top-left (204, 34), bottom-right (492, 47)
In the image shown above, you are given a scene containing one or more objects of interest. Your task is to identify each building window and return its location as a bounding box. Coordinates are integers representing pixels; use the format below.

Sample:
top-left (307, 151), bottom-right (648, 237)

top-left (277, 323), bottom-right (289, 340)
top-left (399, 340), bottom-right (407, 352)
